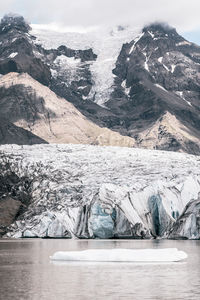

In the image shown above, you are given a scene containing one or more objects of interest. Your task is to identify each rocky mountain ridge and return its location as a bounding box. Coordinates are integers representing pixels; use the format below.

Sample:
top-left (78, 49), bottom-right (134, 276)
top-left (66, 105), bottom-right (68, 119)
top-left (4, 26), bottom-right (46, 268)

top-left (109, 23), bottom-right (200, 153)
top-left (0, 15), bottom-right (200, 154)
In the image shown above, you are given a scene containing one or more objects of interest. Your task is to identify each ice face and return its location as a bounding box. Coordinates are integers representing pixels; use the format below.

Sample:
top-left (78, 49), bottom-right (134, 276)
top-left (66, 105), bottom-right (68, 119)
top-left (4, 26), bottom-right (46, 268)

top-left (1, 144), bottom-right (199, 239)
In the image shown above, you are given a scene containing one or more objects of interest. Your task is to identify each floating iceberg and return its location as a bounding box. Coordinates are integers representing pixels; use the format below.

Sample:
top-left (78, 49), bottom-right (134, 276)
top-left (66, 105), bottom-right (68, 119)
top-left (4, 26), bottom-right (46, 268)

top-left (50, 248), bottom-right (187, 262)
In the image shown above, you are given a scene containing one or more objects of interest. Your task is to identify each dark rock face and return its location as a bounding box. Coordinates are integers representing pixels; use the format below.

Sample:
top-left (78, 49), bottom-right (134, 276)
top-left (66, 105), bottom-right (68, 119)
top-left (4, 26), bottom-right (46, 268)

top-left (0, 118), bottom-right (47, 145)
top-left (0, 14), bottom-right (97, 94)
top-left (0, 158), bottom-right (32, 236)
top-left (0, 16), bottom-right (51, 85)
top-left (0, 82), bottom-right (49, 145)
top-left (0, 85), bottom-right (51, 124)
top-left (107, 23), bottom-right (200, 153)
top-left (0, 197), bottom-right (22, 236)
top-left (0, 14), bottom-right (31, 34)
top-left (168, 195), bottom-right (200, 239)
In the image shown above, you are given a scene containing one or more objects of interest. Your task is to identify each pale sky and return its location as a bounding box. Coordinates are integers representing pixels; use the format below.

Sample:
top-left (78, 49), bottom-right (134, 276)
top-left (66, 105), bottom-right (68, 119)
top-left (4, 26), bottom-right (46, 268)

top-left (1, 0), bottom-right (200, 44)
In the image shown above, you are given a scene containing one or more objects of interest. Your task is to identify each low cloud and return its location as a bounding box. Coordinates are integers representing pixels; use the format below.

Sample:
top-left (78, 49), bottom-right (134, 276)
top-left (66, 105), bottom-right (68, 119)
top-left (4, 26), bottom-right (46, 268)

top-left (0, 0), bottom-right (200, 33)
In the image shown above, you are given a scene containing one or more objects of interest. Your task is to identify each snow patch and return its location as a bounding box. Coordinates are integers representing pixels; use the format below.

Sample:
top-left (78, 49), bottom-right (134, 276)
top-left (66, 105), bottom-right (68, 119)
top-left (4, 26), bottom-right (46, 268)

top-left (121, 80), bottom-right (131, 96)
top-left (176, 41), bottom-right (191, 46)
top-left (171, 65), bottom-right (176, 73)
top-left (154, 84), bottom-right (167, 92)
top-left (158, 57), bottom-right (169, 71)
top-left (176, 91), bottom-right (192, 106)
top-left (8, 52), bottom-right (18, 58)
top-left (53, 55), bottom-right (82, 84)
top-left (163, 64), bottom-right (170, 72)
top-left (143, 52), bottom-right (149, 72)
top-left (78, 86), bottom-right (88, 90)
top-left (50, 69), bottom-right (57, 78)
top-left (11, 38), bottom-right (17, 43)
top-left (148, 31), bottom-right (155, 38)
top-left (128, 32), bottom-right (144, 55)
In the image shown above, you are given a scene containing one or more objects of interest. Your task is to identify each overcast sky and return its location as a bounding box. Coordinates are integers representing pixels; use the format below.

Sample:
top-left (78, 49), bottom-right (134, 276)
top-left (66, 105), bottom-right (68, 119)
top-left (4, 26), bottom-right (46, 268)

top-left (1, 0), bottom-right (200, 43)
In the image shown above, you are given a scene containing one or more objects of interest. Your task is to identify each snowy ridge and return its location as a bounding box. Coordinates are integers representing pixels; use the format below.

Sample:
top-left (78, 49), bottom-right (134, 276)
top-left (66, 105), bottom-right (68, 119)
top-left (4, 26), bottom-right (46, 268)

top-left (31, 24), bottom-right (140, 105)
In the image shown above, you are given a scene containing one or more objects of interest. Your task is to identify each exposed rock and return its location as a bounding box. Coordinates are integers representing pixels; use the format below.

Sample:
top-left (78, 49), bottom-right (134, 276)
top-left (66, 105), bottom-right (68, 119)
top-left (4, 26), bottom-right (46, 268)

top-left (0, 15), bottom-right (51, 86)
top-left (135, 111), bottom-right (200, 154)
top-left (0, 197), bottom-right (22, 236)
top-left (0, 14), bottom-right (31, 34)
top-left (108, 23), bottom-right (200, 154)
top-left (0, 118), bottom-right (47, 145)
top-left (0, 14), bottom-right (97, 96)
top-left (0, 159), bottom-right (33, 236)
top-left (32, 21), bottom-right (200, 154)
top-left (0, 144), bottom-right (199, 239)
top-left (0, 72), bottom-right (135, 147)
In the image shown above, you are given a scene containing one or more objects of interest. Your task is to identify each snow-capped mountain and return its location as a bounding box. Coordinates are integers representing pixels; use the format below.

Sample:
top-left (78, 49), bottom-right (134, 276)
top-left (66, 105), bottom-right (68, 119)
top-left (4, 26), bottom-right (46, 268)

top-left (31, 23), bottom-right (140, 105)
top-left (0, 144), bottom-right (199, 239)
top-left (0, 15), bottom-right (200, 154)
top-left (108, 23), bottom-right (200, 154)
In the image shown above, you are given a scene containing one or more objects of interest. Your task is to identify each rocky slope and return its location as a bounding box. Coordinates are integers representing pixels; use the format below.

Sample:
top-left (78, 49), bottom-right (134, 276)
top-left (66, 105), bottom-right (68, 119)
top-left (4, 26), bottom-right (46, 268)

top-left (0, 118), bottom-right (47, 145)
top-left (109, 23), bottom-right (200, 154)
top-left (32, 21), bottom-right (200, 154)
top-left (0, 72), bottom-right (135, 147)
top-left (0, 15), bottom-right (200, 154)
top-left (0, 144), bottom-right (199, 239)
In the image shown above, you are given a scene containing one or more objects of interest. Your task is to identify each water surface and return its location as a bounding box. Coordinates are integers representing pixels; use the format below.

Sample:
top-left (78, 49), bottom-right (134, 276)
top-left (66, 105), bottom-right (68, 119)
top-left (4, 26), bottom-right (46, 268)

top-left (0, 239), bottom-right (199, 300)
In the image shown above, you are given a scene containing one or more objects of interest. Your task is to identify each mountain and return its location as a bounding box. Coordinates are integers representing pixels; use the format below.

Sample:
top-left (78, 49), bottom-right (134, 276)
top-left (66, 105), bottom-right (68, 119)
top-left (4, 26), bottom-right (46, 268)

top-left (0, 15), bottom-right (200, 154)
top-left (108, 23), bottom-right (200, 154)
top-left (0, 144), bottom-right (199, 239)
top-left (0, 72), bottom-right (135, 147)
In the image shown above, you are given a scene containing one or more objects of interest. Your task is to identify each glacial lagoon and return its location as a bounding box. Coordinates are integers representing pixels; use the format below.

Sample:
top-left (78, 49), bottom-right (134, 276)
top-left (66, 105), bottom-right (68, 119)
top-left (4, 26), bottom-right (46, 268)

top-left (0, 239), bottom-right (200, 300)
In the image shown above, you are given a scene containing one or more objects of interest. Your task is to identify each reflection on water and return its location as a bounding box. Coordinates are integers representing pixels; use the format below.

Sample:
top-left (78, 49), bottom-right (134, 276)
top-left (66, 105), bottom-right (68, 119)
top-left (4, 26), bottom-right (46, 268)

top-left (50, 260), bottom-right (187, 267)
top-left (0, 239), bottom-right (200, 300)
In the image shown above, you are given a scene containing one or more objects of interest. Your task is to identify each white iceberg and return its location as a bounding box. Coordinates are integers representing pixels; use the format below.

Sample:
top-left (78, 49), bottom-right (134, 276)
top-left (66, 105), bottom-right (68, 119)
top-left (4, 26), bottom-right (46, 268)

top-left (50, 248), bottom-right (187, 262)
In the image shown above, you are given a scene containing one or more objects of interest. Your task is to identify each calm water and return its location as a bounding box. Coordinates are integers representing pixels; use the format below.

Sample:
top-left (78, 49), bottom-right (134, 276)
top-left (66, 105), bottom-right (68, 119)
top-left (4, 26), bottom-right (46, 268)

top-left (0, 239), bottom-right (199, 300)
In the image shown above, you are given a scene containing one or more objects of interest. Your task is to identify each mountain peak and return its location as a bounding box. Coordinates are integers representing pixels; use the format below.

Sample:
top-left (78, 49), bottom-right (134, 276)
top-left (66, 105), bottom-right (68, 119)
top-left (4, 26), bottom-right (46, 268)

top-left (142, 22), bottom-right (177, 35)
top-left (0, 13), bottom-right (31, 34)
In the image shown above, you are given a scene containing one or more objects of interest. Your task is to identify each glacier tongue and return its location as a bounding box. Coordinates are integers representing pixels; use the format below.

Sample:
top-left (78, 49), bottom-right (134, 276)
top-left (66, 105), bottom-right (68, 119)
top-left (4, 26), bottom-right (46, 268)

top-left (0, 144), bottom-right (199, 239)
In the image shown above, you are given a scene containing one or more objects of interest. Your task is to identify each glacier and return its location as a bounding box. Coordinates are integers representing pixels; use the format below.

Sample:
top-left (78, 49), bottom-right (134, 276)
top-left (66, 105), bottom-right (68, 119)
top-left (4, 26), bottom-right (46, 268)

top-left (31, 24), bottom-right (140, 105)
top-left (0, 144), bottom-right (199, 239)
